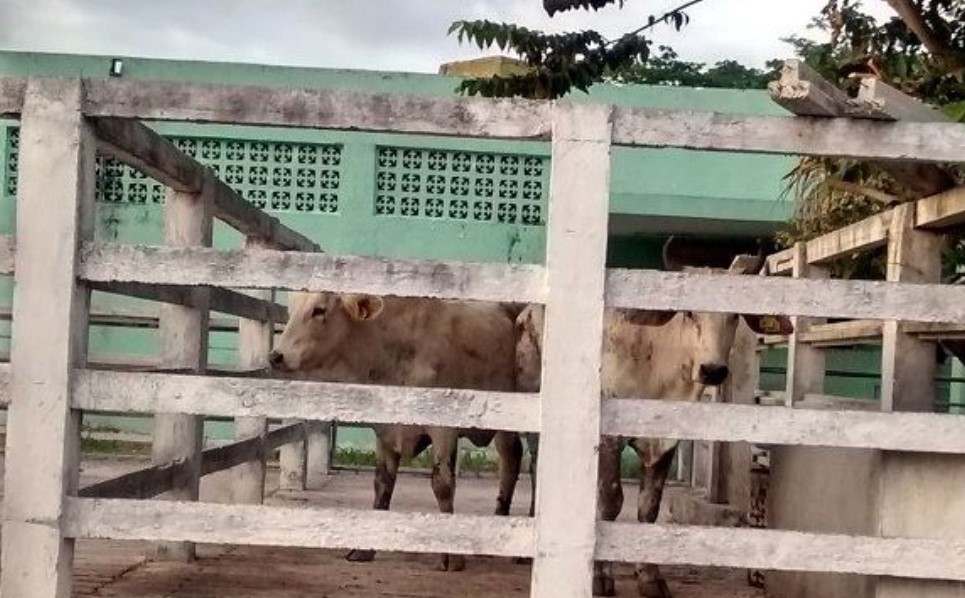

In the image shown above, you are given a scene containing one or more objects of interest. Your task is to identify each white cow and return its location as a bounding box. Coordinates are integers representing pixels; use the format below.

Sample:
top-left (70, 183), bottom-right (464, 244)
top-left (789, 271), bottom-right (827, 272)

top-left (512, 238), bottom-right (793, 597)
top-left (269, 292), bottom-right (523, 572)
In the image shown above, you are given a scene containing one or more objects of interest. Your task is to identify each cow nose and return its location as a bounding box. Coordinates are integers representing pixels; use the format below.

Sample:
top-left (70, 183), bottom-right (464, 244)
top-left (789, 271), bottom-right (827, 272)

top-left (699, 363), bottom-right (729, 385)
top-left (268, 350), bottom-right (285, 369)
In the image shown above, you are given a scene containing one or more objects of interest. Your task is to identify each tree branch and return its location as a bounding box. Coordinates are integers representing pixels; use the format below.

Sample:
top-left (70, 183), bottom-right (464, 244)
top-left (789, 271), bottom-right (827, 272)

top-left (605, 0), bottom-right (707, 47)
top-left (826, 179), bottom-right (901, 206)
top-left (884, 0), bottom-right (965, 72)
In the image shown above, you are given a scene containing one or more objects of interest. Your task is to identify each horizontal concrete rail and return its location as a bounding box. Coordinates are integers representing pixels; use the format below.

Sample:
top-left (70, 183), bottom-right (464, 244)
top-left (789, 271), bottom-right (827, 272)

top-left (69, 369), bottom-right (965, 454)
top-left (72, 370), bottom-right (540, 434)
top-left (65, 498), bottom-right (536, 559)
top-left (78, 243), bottom-right (965, 322)
top-left (84, 79), bottom-right (553, 141)
top-left (4, 78), bottom-right (963, 161)
top-left (79, 242), bottom-right (547, 305)
top-left (605, 268), bottom-right (965, 322)
top-left (89, 117), bottom-right (318, 252)
top-left (601, 398), bottom-right (965, 454)
top-left (610, 106), bottom-right (965, 163)
top-left (1, 237), bottom-right (288, 324)
top-left (0, 362), bottom-right (282, 407)
top-left (0, 306), bottom-right (284, 333)
top-left (60, 496), bottom-right (965, 582)
top-left (597, 522), bottom-right (965, 582)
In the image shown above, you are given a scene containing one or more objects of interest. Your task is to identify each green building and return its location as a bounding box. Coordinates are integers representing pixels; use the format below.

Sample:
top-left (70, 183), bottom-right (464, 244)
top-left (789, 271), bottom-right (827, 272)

top-left (2, 50), bottom-right (927, 457)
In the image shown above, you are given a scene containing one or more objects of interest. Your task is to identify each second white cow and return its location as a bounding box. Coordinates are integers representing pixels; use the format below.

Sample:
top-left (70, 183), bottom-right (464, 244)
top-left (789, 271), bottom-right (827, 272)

top-left (512, 238), bottom-right (793, 597)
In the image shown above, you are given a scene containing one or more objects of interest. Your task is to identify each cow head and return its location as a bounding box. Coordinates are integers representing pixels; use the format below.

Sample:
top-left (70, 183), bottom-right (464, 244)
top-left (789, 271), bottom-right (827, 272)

top-left (268, 291), bottom-right (384, 371)
top-left (627, 237), bottom-right (793, 387)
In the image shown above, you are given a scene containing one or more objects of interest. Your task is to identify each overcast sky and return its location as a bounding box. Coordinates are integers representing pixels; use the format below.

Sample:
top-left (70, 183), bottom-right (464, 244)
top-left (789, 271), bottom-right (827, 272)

top-left (0, 0), bottom-right (896, 73)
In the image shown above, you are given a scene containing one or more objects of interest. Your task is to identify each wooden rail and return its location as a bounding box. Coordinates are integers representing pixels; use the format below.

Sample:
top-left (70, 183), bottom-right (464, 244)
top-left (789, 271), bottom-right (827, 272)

top-left (767, 186), bottom-right (965, 275)
top-left (760, 319), bottom-right (965, 347)
top-left (89, 281), bottom-right (288, 324)
top-left (76, 423), bottom-right (305, 499)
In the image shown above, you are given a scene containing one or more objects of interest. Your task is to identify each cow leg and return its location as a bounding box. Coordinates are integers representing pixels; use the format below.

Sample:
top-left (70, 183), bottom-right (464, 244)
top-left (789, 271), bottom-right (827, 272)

top-left (345, 434), bottom-right (400, 563)
top-left (511, 432), bottom-right (539, 565)
top-left (494, 431), bottom-right (523, 516)
top-left (594, 436), bottom-right (626, 597)
top-left (490, 431), bottom-right (530, 565)
top-left (524, 432), bottom-right (539, 518)
top-left (429, 429), bottom-right (465, 572)
top-left (633, 443), bottom-right (677, 598)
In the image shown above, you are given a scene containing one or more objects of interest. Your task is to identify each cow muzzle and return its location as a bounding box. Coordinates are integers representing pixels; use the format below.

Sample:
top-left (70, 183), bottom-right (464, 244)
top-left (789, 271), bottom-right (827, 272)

top-left (268, 350), bottom-right (288, 370)
top-left (698, 363), bottom-right (729, 386)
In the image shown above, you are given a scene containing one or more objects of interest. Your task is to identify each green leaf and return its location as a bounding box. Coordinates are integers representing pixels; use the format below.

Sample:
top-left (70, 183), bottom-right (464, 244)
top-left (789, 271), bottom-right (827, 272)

top-left (942, 101), bottom-right (965, 123)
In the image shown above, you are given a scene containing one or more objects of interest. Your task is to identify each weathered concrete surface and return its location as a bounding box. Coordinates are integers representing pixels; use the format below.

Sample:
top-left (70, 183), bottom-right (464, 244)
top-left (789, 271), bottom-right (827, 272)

top-left (876, 452), bottom-right (965, 598)
top-left (669, 488), bottom-right (745, 527)
top-left (0, 454), bottom-right (765, 597)
top-left (766, 446), bottom-right (879, 598)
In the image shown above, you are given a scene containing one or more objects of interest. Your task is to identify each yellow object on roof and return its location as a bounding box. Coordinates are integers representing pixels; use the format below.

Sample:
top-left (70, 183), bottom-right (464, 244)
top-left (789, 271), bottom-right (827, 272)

top-left (438, 56), bottom-right (533, 77)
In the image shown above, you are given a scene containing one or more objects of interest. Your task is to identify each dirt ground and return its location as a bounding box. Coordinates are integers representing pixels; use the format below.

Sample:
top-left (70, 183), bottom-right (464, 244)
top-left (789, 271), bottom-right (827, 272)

top-left (3, 455), bottom-right (765, 597)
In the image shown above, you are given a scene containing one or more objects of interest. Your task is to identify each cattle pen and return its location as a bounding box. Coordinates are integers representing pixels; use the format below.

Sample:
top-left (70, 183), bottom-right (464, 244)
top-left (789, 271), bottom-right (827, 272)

top-left (0, 68), bottom-right (963, 598)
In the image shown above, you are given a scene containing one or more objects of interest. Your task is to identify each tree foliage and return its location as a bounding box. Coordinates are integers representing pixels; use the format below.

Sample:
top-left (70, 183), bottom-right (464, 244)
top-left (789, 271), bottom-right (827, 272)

top-left (610, 45), bottom-right (781, 89)
top-left (775, 0), bottom-right (965, 280)
top-left (448, 0), bottom-right (964, 279)
top-left (448, 1), bottom-right (702, 99)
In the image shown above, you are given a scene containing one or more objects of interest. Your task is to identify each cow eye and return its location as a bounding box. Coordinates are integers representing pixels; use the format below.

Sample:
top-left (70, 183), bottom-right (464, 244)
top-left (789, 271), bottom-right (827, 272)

top-left (311, 306), bottom-right (327, 318)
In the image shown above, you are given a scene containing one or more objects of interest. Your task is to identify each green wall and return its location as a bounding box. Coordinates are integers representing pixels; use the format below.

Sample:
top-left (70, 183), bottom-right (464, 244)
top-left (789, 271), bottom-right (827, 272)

top-left (0, 50), bottom-right (804, 450)
top-left (0, 50), bottom-right (797, 233)
top-left (760, 346), bottom-right (955, 410)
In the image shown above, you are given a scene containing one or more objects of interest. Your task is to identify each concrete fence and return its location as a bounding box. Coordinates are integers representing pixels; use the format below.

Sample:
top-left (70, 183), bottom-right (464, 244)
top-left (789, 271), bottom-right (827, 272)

top-left (0, 71), bottom-right (963, 597)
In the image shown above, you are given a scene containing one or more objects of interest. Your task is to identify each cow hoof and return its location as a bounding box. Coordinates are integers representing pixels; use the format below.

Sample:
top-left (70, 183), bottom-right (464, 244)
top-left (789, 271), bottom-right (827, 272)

top-left (514, 556), bottom-right (532, 565)
top-left (592, 573), bottom-right (616, 596)
top-left (345, 549), bottom-right (376, 563)
top-left (638, 578), bottom-right (672, 598)
top-left (435, 554), bottom-right (466, 572)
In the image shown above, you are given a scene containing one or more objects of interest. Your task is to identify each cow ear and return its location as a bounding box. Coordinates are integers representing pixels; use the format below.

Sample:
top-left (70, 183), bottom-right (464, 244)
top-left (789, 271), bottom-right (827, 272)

top-left (742, 314), bottom-right (794, 335)
top-left (624, 309), bottom-right (677, 327)
top-left (341, 294), bottom-right (385, 322)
